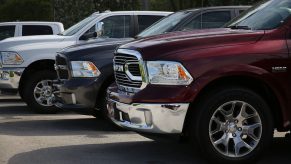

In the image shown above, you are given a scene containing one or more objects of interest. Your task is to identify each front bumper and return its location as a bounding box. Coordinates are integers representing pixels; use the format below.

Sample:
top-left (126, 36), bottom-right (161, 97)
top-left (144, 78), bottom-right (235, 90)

top-left (53, 78), bottom-right (99, 113)
top-left (0, 67), bottom-right (24, 92)
top-left (107, 99), bottom-right (189, 134)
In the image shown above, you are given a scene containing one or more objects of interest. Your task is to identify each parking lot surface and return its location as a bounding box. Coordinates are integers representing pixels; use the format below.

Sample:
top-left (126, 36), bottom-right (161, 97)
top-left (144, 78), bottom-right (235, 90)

top-left (0, 98), bottom-right (290, 164)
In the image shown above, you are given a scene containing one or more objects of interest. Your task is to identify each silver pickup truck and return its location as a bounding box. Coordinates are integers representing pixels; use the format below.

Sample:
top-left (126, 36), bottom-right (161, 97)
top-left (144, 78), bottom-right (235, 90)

top-left (0, 21), bottom-right (64, 40)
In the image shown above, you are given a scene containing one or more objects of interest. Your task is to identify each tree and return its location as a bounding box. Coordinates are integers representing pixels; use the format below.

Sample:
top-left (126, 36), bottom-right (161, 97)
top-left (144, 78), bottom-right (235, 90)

top-left (150, 0), bottom-right (260, 11)
top-left (53, 0), bottom-right (140, 28)
top-left (141, 0), bottom-right (150, 10)
top-left (0, 0), bottom-right (261, 28)
top-left (0, 0), bottom-right (53, 22)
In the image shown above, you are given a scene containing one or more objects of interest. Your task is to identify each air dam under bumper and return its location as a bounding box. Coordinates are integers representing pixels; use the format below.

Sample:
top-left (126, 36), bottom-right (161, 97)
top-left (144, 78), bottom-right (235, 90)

top-left (107, 99), bottom-right (189, 134)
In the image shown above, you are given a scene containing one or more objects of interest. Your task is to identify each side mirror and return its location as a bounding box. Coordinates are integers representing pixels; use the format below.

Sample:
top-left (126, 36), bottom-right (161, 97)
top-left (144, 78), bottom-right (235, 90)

top-left (79, 32), bottom-right (97, 40)
top-left (95, 22), bottom-right (104, 37)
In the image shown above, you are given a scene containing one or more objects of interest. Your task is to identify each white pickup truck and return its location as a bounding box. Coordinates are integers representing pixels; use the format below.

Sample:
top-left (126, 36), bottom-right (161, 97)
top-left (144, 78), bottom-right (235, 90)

top-left (0, 22), bottom-right (64, 40)
top-left (0, 11), bottom-right (171, 113)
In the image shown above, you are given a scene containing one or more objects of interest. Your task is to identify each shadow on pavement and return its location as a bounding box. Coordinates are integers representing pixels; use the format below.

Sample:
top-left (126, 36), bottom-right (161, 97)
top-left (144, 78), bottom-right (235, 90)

top-left (1, 101), bottom-right (291, 164)
top-left (0, 103), bottom-right (71, 115)
top-left (0, 104), bottom-right (125, 137)
top-left (0, 104), bottom-right (32, 118)
top-left (0, 99), bottom-right (22, 103)
top-left (0, 117), bottom-right (126, 137)
top-left (7, 138), bottom-right (291, 164)
top-left (8, 141), bottom-right (202, 164)
top-left (259, 138), bottom-right (291, 164)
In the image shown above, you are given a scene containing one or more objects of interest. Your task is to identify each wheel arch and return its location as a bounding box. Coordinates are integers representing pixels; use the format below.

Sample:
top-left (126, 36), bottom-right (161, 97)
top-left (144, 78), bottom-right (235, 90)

top-left (19, 59), bottom-right (55, 98)
top-left (183, 75), bottom-right (286, 135)
top-left (95, 73), bottom-right (115, 109)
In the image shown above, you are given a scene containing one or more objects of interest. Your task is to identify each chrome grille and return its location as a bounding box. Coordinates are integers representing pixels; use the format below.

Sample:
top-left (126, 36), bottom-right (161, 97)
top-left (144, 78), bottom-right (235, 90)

top-left (128, 64), bottom-right (140, 76)
top-left (55, 54), bottom-right (69, 80)
top-left (114, 52), bottom-right (142, 89)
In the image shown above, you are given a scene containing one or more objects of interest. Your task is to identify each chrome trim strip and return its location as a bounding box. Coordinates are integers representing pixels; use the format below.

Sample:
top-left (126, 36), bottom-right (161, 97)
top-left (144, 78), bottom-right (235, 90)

top-left (116, 49), bottom-right (148, 90)
top-left (124, 62), bottom-right (142, 81)
top-left (107, 98), bottom-right (189, 134)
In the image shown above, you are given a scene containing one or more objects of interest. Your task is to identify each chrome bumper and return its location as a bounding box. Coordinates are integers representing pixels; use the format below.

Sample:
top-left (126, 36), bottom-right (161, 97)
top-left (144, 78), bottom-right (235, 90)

top-left (0, 67), bottom-right (24, 89)
top-left (107, 99), bottom-right (189, 134)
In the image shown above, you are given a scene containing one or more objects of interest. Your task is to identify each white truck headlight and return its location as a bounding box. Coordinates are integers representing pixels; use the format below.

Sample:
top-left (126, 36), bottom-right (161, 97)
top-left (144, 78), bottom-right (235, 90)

top-left (147, 61), bottom-right (193, 85)
top-left (71, 61), bottom-right (101, 78)
top-left (0, 52), bottom-right (24, 65)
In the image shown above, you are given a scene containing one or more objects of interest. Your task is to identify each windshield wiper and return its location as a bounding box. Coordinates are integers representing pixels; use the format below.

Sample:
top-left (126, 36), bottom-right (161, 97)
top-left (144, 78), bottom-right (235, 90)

top-left (229, 25), bottom-right (251, 30)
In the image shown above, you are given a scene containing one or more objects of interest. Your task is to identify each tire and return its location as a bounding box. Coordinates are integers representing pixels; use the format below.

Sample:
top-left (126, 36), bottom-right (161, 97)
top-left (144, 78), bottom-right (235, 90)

top-left (92, 81), bottom-right (114, 119)
top-left (22, 70), bottom-right (60, 114)
top-left (190, 87), bottom-right (274, 164)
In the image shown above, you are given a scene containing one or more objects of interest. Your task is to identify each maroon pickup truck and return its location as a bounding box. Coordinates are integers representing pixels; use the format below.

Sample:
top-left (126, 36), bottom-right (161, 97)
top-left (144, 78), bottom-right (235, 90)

top-left (107, 0), bottom-right (291, 163)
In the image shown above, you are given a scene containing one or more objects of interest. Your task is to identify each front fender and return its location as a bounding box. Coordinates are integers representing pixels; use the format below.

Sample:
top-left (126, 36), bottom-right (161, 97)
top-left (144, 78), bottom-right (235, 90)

top-left (188, 64), bottom-right (289, 127)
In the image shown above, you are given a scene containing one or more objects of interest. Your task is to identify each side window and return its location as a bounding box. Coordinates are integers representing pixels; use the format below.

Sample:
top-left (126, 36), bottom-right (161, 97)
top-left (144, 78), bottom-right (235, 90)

top-left (0, 26), bottom-right (15, 40)
top-left (201, 11), bottom-right (232, 29)
top-left (239, 10), bottom-right (246, 14)
top-left (102, 15), bottom-right (131, 38)
top-left (83, 25), bottom-right (95, 35)
top-left (179, 10), bottom-right (232, 31)
top-left (138, 15), bottom-right (164, 32)
top-left (22, 25), bottom-right (53, 36)
top-left (179, 16), bottom-right (202, 31)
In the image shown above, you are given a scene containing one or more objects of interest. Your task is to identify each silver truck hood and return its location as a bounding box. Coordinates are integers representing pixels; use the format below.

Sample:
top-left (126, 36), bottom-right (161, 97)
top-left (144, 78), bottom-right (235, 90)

top-left (0, 35), bottom-right (67, 51)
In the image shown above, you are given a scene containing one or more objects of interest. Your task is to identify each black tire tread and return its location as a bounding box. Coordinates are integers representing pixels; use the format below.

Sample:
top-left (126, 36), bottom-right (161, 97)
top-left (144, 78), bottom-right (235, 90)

top-left (190, 86), bottom-right (274, 164)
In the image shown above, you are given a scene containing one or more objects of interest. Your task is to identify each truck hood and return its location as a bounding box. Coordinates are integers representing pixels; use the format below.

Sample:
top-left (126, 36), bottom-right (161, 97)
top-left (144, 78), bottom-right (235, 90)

top-left (62, 38), bottom-right (133, 54)
top-left (0, 35), bottom-right (67, 51)
top-left (119, 28), bottom-right (265, 60)
top-left (62, 38), bottom-right (134, 61)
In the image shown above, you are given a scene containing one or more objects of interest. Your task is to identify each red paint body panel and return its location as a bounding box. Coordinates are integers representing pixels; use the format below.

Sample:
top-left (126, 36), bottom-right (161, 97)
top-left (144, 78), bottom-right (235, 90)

top-left (115, 22), bottom-right (291, 129)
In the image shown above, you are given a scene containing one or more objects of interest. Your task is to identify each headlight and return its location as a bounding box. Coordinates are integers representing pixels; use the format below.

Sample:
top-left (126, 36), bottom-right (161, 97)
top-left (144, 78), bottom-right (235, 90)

top-left (0, 52), bottom-right (24, 65)
top-left (147, 61), bottom-right (193, 85)
top-left (71, 61), bottom-right (101, 78)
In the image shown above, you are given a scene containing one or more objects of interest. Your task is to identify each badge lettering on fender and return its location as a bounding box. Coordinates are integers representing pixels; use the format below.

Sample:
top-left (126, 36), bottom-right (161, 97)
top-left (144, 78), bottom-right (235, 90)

top-left (272, 66), bottom-right (287, 73)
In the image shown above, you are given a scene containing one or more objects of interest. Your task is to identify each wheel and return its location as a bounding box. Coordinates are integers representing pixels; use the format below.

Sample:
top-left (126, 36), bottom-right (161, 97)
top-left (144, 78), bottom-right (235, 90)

top-left (22, 70), bottom-right (60, 114)
top-left (190, 87), bottom-right (274, 164)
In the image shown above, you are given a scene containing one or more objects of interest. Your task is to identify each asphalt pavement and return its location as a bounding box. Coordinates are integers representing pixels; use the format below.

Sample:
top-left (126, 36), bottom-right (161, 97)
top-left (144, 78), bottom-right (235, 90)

top-left (0, 98), bottom-right (290, 164)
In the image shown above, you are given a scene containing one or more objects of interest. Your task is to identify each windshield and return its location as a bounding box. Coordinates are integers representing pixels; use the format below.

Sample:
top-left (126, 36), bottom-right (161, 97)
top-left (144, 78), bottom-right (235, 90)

top-left (226, 0), bottom-right (291, 30)
top-left (61, 15), bottom-right (99, 36)
top-left (137, 11), bottom-right (193, 38)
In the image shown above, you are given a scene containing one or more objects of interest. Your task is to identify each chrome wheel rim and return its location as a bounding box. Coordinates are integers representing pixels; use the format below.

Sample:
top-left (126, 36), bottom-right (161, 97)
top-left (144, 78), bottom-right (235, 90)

top-left (33, 80), bottom-right (54, 107)
top-left (209, 101), bottom-right (262, 158)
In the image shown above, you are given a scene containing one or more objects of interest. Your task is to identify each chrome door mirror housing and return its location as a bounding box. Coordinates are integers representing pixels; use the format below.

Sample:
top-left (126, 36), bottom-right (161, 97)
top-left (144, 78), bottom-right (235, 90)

top-left (95, 22), bottom-right (104, 37)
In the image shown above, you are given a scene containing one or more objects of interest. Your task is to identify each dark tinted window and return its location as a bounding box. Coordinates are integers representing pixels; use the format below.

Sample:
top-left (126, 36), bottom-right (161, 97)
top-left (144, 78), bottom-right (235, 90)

top-left (137, 11), bottom-right (192, 38)
top-left (226, 0), bottom-right (291, 30)
top-left (22, 25), bottom-right (53, 36)
top-left (83, 25), bottom-right (95, 35)
top-left (138, 15), bottom-right (164, 32)
top-left (180, 10), bottom-right (232, 30)
top-left (62, 15), bottom-right (99, 36)
top-left (202, 11), bottom-right (232, 28)
top-left (102, 15), bottom-right (131, 38)
top-left (0, 26), bottom-right (15, 40)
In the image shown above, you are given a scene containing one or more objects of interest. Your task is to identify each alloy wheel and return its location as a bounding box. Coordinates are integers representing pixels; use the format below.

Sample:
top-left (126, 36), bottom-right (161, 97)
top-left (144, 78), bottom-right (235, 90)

top-left (209, 101), bottom-right (262, 158)
top-left (33, 80), bottom-right (54, 107)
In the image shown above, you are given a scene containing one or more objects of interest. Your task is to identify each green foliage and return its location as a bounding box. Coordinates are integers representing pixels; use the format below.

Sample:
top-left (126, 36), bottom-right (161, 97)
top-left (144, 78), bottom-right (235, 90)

top-left (53, 0), bottom-right (96, 28)
top-left (0, 0), bottom-right (261, 28)
top-left (54, 0), bottom-right (140, 28)
top-left (0, 0), bottom-right (53, 22)
top-left (150, 0), bottom-right (261, 11)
